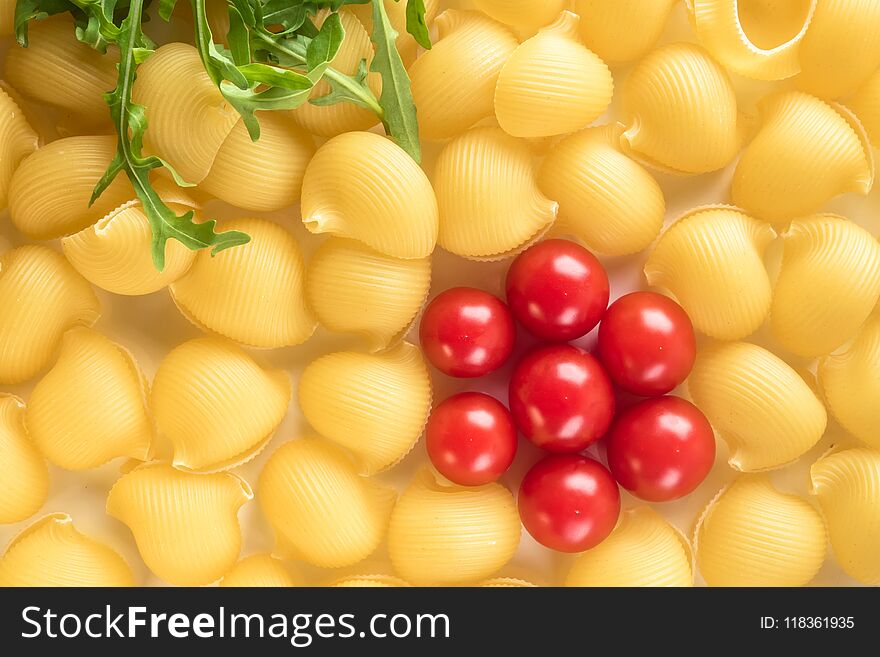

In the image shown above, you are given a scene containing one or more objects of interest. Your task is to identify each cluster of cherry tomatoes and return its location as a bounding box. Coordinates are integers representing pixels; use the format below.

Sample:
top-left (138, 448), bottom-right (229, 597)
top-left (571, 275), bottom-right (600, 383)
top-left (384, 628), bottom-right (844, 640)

top-left (419, 239), bottom-right (716, 553)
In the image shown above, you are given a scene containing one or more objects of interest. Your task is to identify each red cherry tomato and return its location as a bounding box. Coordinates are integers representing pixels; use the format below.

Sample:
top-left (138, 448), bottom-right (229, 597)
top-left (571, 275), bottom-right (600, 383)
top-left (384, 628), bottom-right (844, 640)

top-left (505, 239), bottom-right (610, 341)
top-left (426, 392), bottom-right (518, 487)
top-left (518, 454), bottom-right (620, 553)
top-left (509, 344), bottom-right (615, 453)
top-left (597, 292), bottom-right (696, 397)
top-left (606, 396), bottom-right (716, 502)
top-left (419, 287), bottom-right (516, 378)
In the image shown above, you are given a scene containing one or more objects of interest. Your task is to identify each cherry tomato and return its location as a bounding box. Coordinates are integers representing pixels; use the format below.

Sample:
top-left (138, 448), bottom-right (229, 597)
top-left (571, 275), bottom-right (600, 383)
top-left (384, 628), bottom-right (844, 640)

top-left (505, 239), bottom-right (610, 341)
top-left (597, 292), bottom-right (696, 397)
top-left (606, 396), bottom-right (716, 502)
top-left (508, 344), bottom-right (615, 453)
top-left (426, 392), bottom-right (518, 486)
top-left (518, 454), bottom-right (620, 552)
top-left (419, 287), bottom-right (516, 378)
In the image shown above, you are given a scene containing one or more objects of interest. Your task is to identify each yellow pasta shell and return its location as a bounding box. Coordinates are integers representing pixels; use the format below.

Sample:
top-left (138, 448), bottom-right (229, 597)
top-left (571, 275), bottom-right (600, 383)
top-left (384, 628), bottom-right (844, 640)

top-left (107, 463), bottom-right (252, 586)
top-left (306, 238), bottom-right (431, 351)
top-left (689, 342), bottom-right (827, 471)
top-left (819, 314), bottom-right (880, 450)
top-left (0, 513), bottom-right (134, 587)
top-left (5, 15), bottom-right (118, 122)
top-left (62, 202), bottom-right (198, 295)
top-left (151, 337), bottom-right (291, 472)
top-left (0, 0), bottom-right (12, 36)
top-left (351, 0), bottom-right (440, 65)
top-left (695, 476), bottom-right (826, 587)
top-left (409, 10), bottom-right (518, 141)
top-left (331, 574), bottom-right (411, 588)
top-left (644, 207), bottom-right (776, 340)
top-left (301, 131), bottom-right (439, 259)
top-left (772, 215), bottom-right (880, 358)
top-left (577, 0), bottom-right (678, 64)
top-left (811, 448), bottom-right (880, 584)
top-left (292, 9), bottom-right (382, 137)
top-left (0, 395), bottom-right (49, 525)
top-left (566, 507), bottom-right (693, 587)
top-left (435, 126), bottom-right (558, 258)
top-left (0, 245), bottom-right (100, 385)
top-left (848, 67), bottom-right (880, 148)
top-left (538, 125), bottom-right (665, 256)
top-left (796, 0), bottom-right (880, 98)
top-left (478, 577), bottom-right (537, 587)
top-left (258, 437), bottom-right (396, 568)
top-left (8, 135), bottom-right (136, 240)
top-left (388, 468), bottom-right (520, 586)
top-left (170, 218), bottom-right (315, 348)
top-left (731, 90), bottom-right (874, 222)
top-left (494, 11), bottom-right (613, 139)
top-left (621, 42), bottom-right (742, 175)
top-left (199, 113), bottom-right (315, 211)
top-left (685, 0), bottom-right (816, 80)
top-left (298, 343), bottom-right (431, 475)
top-left (134, 42), bottom-right (240, 183)
top-left (220, 554), bottom-right (305, 587)
top-left (474, 0), bottom-right (566, 32)
top-left (0, 86), bottom-right (37, 210)
top-left (27, 328), bottom-right (152, 470)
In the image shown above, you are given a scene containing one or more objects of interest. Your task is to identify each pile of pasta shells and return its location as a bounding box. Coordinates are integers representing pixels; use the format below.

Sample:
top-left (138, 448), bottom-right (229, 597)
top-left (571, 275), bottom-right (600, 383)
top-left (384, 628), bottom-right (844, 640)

top-left (1, 0), bottom-right (880, 588)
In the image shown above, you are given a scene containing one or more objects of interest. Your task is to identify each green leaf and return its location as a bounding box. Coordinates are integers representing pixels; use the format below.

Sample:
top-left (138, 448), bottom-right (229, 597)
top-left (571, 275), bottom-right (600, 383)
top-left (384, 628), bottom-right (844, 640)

top-left (404, 0), bottom-right (431, 50)
top-left (227, 5), bottom-right (251, 65)
top-left (157, 0), bottom-right (177, 20)
top-left (306, 10), bottom-right (343, 70)
top-left (14, 0), bottom-right (78, 46)
top-left (310, 58), bottom-right (372, 108)
top-left (237, 62), bottom-right (314, 89)
top-left (369, 0), bottom-right (420, 161)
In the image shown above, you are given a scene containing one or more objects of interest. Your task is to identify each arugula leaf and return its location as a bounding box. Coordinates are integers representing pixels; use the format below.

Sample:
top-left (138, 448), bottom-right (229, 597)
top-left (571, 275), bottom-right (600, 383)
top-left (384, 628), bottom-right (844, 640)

top-left (404, 0), bottom-right (431, 50)
top-left (157, 0), bottom-right (177, 20)
top-left (306, 10), bottom-right (343, 70)
top-left (14, 0), bottom-right (78, 46)
top-left (369, 0), bottom-right (420, 161)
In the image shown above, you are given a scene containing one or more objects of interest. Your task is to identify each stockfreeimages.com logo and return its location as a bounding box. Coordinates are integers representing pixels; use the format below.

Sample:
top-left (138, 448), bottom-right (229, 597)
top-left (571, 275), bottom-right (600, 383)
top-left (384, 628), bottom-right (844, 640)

top-left (21, 606), bottom-right (451, 646)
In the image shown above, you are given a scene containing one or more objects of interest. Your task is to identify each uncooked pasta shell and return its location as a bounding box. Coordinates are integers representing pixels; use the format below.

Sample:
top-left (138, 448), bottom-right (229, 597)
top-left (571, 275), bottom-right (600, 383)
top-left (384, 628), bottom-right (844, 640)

top-left (301, 131), bottom-right (439, 259)
top-left (0, 513), bottom-right (134, 587)
top-left (220, 554), bottom-right (305, 587)
top-left (0, 0), bottom-right (12, 36)
top-left (688, 341), bottom-right (827, 471)
top-left (731, 90), bottom-right (874, 222)
top-left (474, 0), bottom-right (566, 31)
top-left (133, 42), bottom-right (240, 183)
top-left (62, 201), bottom-right (198, 296)
top-left (0, 394), bottom-right (49, 525)
top-left (796, 0), bottom-right (880, 98)
top-left (5, 15), bottom-right (118, 121)
top-left (566, 507), bottom-right (693, 587)
top-left (818, 314), bottom-right (880, 450)
top-left (170, 218), bottom-right (315, 349)
top-left (848, 67), bottom-right (880, 147)
top-left (577, 0), bottom-right (678, 64)
top-left (435, 126), bottom-right (558, 259)
top-left (0, 245), bottom-right (100, 385)
top-left (621, 42), bottom-right (742, 175)
top-left (151, 338), bottom-right (290, 472)
top-left (494, 11), bottom-right (613, 139)
top-left (539, 125), bottom-right (664, 257)
top-left (27, 328), bottom-right (152, 471)
top-left (298, 343), bottom-right (432, 475)
top-left (258, 437), bottom-right (396, 568)
top-left (644, 206), bottom-right (775, 340)
top-left (478, 577), bottom-right (537, 588)
top-left (0, 86), bottom-right (37, 210)
top-left (305, 238), bottom-right (431, 351)
top-left (106, 463), bottom-right (252, 586)
top-left (771, 215), bottom-right (880, 358)
top-left (387, 467), bottom-right (520, 586)
top-left (331, 574), bottom-right (412, 588)
top-left (810, 448), bottom-right (880, 585)
top-left (292, 9), bottom-right (382, 137)
top-left (8, 135), bottom-right (136, 240)
top-left (351, 0), bottom-right (440, 65)
top-left (695, 476), bottom-right (826, 587)
top-left (409, 10), bottom-right (517, 141)
top-left (685, 0), bottom-right (816, 80)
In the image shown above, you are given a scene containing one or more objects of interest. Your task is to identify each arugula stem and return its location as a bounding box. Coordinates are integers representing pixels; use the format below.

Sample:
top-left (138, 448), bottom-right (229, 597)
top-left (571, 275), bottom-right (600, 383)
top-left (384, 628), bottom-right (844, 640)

top-left (255, 30), bottom-right (384, 118)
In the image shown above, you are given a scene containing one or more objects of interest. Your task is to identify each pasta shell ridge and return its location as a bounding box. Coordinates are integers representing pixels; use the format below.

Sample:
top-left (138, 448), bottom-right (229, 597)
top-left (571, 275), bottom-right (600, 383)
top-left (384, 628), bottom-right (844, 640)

top-left (688, 341), bottom-right (827, 471)
top-left (576, 0), bottom-right (678, 64)
top-left (478, 577), bottom-right (537, 588)
top-left (220, 554), bottom-right (305, 587)
top-left (106, 463), bottom-right (252, 586)
top-left (0, 394), bottom-right (49, 525)
top-left (0, 86), bottom-right (38, 210)
top-left (848, 67), bottom-right (880, 148)
top-left (694, 476), bottom-right (826, 587)
top-left (298, 342), bottom-right (432, 475)
top-left (301, 131), bottom-right (439, 259)
top-left (473, 0), bottom-right (567, 32)
top-left (331, 574), bottom-right (412, 588)
top-left (0, 513), bottom-right (134, 587)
